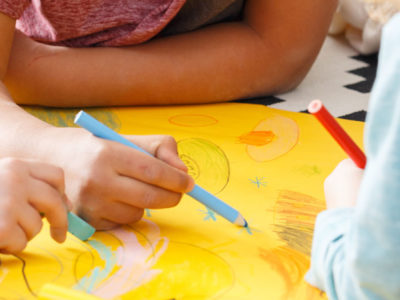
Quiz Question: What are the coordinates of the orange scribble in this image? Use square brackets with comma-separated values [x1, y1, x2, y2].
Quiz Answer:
[273, 190, 325, 229]
[243, 115, 299, 162]
[258, 246, 326, 300]
[238, 131, 276, 146]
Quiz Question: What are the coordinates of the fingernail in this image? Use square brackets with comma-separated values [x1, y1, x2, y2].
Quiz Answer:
[180, 160, 188, 171]
[185, 176, 195, 193]
[175, 157, 189, 172]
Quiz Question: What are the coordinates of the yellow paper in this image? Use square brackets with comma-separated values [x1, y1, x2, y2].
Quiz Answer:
[0, 103, 364, 299]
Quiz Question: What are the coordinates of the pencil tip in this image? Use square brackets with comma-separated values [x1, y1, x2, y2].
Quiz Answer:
[234, 215, 247, 227]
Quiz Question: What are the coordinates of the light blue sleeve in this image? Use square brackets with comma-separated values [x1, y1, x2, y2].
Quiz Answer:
[306, 13, 400, 300]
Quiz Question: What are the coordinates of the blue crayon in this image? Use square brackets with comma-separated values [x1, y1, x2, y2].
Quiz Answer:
[74, 111, 247, 227]
[42, 212, 94, 241]
[67, 212, 95, 241]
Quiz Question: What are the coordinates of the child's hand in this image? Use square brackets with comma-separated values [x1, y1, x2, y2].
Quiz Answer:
[52, 128, 194, 230]
[0, 158, 70, 254]
[324, 159, 364, 210]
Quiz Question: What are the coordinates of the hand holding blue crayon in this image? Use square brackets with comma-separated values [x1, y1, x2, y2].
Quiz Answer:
[0, 157, 93, 255]
[74, 111, 247, 227]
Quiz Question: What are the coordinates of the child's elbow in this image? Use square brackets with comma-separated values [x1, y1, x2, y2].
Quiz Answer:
[245, 57, 315, 98]
[271, 68, 310, 94]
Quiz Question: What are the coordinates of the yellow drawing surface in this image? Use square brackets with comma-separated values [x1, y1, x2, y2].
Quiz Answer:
[0, 103, 364, 300]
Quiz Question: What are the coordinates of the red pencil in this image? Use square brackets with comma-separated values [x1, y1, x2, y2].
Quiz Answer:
[308, 99, 367, 169]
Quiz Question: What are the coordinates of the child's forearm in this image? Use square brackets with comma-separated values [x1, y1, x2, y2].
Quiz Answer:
[5, 0, 337, 107]
[3, 26, 315, 106]
[7, 24, 284, 106]
[0, 15, 47, 160]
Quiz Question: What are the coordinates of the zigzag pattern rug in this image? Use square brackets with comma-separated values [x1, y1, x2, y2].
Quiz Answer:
[238, 36, 377, 122]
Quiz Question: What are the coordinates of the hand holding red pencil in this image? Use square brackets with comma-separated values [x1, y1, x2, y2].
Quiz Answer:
[308, 99, 367, 169]
[323, 158, 364, 209]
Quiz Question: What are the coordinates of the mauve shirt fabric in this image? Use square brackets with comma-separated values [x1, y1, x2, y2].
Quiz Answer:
[0, 0, 186, 46]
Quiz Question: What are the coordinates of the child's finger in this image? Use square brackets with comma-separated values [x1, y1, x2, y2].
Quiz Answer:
[28, 178, 68, 243]
[0, 225, 28, 254]
[153, 136, 189, 172]
[28, 161, 73, 210]
[90, 218, 120, 231]
[27, 160, 66, 194]
[112, 146, 194, 194]
[110, 175, 183, 209]
[100, 201, 144, 225]
[127, 135, 189, 172]
[17, 204, 43, 241]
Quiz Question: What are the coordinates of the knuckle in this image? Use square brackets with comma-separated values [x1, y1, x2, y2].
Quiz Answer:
[9, 239, 28, 254]
[6, 173, 24, 187]
[155, 192, 181, 208]
[94, 219, 119, 231]
[149, 135, 176, 154]
[29, 221, 43, 240]
[158, 135, 178, 151]
[0, 222, 13, 241]
[0, 162, 25, 186]
[0, 200, 15, 215]
[0, 157, 23, 170]
[161, 135, 176, 145]
[45, 191, 65, 212]
[118, 207, 144, 224]
[142, 189, 157, 207]
[129, 208, 144, 223]
[120, 208, 144, 224]
[167, 193, 182, 208]
[52, 167, 66, 190]
[142, 164, 163, 183]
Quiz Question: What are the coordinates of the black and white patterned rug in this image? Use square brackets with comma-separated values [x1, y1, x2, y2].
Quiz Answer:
[237, 35, 377, 122]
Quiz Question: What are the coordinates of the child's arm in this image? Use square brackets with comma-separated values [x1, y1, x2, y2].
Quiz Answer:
[0, 158, 69, 253]
[305, 160, 360, 299]
[307, 14, 400, 300]
[4, 0, 338, 106]
[0, 13, 194, 230]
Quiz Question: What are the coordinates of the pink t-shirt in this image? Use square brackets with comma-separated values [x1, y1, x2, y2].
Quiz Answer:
[0, 0, 186, 46]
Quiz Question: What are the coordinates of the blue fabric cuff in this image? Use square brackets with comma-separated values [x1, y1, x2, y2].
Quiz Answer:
[305, 208, 354, 292]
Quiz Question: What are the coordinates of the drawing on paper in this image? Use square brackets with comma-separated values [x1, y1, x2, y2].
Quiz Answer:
[249, 176, 268, 188]
[272, 190, 325, 255]
[23, 107, 121, 130]
[169, 114, 218, 127]
[0, 103, 364, 299]
[177, 138, 230, 195]
[258, 246, 327, 300]
[238, 114, 299, 162]
[295, 165, 322, 177]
